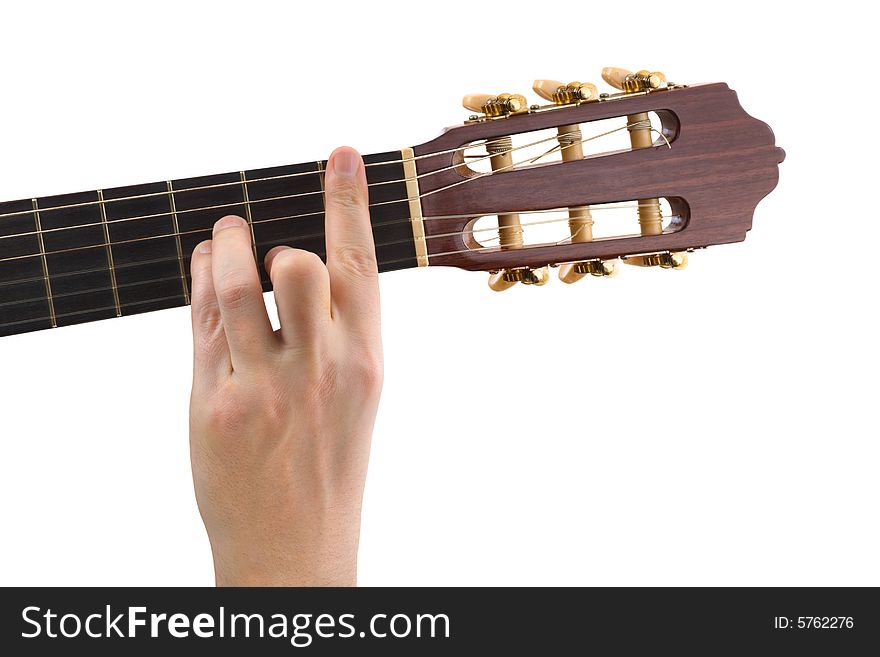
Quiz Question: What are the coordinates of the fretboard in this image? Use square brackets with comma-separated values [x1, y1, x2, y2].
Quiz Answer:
[0, 150, 418, 338]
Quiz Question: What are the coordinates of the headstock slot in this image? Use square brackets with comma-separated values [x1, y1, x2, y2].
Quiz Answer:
[467, 198, 682, 250]
[456, 111, 670, 177]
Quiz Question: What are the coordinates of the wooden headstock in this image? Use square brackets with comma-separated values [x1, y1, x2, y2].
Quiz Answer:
[411, 70, 785, 288]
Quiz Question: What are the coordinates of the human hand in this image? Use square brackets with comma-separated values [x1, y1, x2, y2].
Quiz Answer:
[188, 147, 382, 586]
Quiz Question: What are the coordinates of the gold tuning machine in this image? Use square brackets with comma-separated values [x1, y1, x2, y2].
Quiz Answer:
[601, 67, 668, 238]
[462, 92, 529, 117]
[488, 266, 550, 291]
[532, 79, 598, 105]
[560, 259, 619, 281]
[623, 251, 688, 270]
[464, 91, 537, 291]
[601, 67, 667, 93]
[532, 78, 615, 284]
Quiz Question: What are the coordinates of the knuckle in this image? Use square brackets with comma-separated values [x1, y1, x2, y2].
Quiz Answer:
[201, 387, 292, 451]
[216, 272, 255, 310]
[199, 376, 286, 438]
[333, 243, 377, 279]
[302, 352, 380, 405]
[193, 302, 222, 337]
[202, 388, 246, 434]
[362, 356, 384, 391]
[351, 348, 384, 392]
[328, 178, 367, 211]
[274, 249, 326, 283]
[194, 323, 224, 361]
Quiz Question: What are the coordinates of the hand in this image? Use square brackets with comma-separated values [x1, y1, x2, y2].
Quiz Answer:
[188, 147, 383, 586]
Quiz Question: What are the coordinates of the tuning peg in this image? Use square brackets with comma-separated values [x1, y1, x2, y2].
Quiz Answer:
[488, 272, 517, 292]
[462, 92, 528, 117]
[601, 67, 632, 90]
[532, 79, 563, 102]
[532, 80, 598, 105]
[488, 266, 550, 291]
[622, 251, 688, 269]
[601, 67, 666, 93]
[462, 93, 494, 113]
[559, 259, 619, 283]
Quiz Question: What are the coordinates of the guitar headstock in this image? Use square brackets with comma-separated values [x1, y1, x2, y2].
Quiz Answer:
[411, 67, 785, 290]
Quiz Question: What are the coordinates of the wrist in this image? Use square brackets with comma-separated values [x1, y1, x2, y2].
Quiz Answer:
[208, 521, 361, 587]
[212, 547, 358, 587]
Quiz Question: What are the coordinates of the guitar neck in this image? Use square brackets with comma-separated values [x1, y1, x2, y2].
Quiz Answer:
[0, 150, 421, 338]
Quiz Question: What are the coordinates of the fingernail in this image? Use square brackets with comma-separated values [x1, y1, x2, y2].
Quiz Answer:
[214, 215, 246, 233]
[199, 240, 213, 254]
[333, 149, 360, 177]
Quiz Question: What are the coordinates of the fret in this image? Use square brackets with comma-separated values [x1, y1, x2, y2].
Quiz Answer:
[239, 172, 258, 261]
[37, 191, 118, 327]
[243, 162, 325, 290]
[363, 151, 418, 272]
[316, 159, 326, 190]
[102, 182, 189, 315]
[171, 172, 249, 291]
[96, 190, 122, 316]
[166, 180, 190, 304]
[0, 199, 54, 336]
[33, 199, 58, 327]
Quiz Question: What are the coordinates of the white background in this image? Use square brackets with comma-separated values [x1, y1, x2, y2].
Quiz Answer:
[0, 1, 876, 586]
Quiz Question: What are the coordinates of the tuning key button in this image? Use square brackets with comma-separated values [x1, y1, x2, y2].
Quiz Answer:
[558, 264, 582, 284]
[601, 67, 632, 90]
[488, 271, 518, 292]
[532, 79, 564, 102]
[462, 93, 495, 113]
[622, 251, 688, 269]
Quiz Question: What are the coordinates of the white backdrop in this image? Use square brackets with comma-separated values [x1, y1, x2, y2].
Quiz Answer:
[0, 1, 876, 586]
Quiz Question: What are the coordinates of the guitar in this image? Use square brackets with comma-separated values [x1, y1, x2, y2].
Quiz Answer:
[0, 68, 783, 338]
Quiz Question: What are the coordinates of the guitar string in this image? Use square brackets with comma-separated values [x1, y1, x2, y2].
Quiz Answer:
[0, 203, 656, 290]
[0, 127, 588, 239]
[0, 129, 641, 270]
[0, 111, 659, 224]
[0, 177, 676, 326]
[0, 118, 656, 241]
[0, 213, 675, 330]
[0, 124, 672, 328]
[0, 120, 664, 272]
[0, 205, 672, 309]
[0, 139, 493, 222]
[0, 131, 566, 226]
[0, 209, 672, 332]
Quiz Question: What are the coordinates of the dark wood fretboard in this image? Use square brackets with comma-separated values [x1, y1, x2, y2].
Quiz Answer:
[0, 151, 418, 338]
